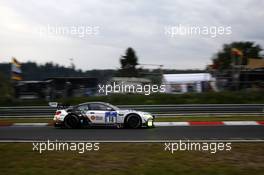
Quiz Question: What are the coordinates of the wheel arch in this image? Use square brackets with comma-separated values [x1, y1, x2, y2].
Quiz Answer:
[63, 113, 81, 129]
[64, 112, 79, 121]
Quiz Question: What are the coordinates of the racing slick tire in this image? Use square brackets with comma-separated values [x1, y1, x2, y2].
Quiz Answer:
[125, 114, 142, 129]
[64, 114, 80, 129]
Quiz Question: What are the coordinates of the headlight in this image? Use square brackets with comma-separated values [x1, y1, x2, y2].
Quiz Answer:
[147, 120, 153, 127]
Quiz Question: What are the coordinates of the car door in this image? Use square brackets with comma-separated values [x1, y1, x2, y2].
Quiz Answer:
[87, 103, 117, 124]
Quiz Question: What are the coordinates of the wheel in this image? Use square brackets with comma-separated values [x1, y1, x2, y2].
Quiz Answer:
[64, 115, 80, 129]
[126, 114, 141, 129]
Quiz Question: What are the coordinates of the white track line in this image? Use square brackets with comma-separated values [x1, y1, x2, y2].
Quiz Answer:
[154, 122, 189, 126]
[223, 121, 259, 126]
[13, 123, 49, 126]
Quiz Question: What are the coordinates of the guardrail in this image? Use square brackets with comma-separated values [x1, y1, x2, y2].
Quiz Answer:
[0, 104, 263, 117]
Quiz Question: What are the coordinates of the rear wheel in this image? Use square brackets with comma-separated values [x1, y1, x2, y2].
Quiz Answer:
[126, 115, 141, 129]
[64, 115, 80, 129]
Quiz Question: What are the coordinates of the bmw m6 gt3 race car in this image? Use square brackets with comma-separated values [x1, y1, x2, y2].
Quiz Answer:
[50, 102, 155, 129]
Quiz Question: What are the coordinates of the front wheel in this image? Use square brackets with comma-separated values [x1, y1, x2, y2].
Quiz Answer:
[64, 115, 80, 129]
[126, 115, 141, 129]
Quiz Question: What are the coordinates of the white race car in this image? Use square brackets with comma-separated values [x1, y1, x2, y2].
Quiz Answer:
[51, 102, 155, 129]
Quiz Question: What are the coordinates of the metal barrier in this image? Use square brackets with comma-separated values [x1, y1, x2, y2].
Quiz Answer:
[0, 104, 263, 117]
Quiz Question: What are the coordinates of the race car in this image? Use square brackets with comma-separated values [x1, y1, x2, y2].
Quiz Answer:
[50, 102, 155, 129]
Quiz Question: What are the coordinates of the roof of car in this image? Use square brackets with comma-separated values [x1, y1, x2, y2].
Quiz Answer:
[77, 102, 110, 106]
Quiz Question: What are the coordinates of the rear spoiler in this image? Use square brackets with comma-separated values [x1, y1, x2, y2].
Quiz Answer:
[48, 102, 71, 109]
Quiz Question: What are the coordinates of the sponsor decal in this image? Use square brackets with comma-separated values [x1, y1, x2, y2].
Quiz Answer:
[95, 116, 103, 120]
[91, 115, 96, 120]
[105, 111, 117, 123]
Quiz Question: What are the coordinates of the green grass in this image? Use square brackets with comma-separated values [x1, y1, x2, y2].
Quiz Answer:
[155, 115, 264, 122]
[0, 143, 263, 175]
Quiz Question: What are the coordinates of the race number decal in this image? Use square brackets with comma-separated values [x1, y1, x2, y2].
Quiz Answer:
[105, 111, 117, 123]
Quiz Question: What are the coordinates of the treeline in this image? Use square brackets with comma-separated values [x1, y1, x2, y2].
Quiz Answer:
[0, 62, 115, 83]
[0, 73, 14, 103]
[0, 61, 205, 82]
[2, 91, 264, 106]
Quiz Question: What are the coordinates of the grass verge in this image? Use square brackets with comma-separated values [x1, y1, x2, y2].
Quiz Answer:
[0, 143, 263, 175]
[155, 115, 264, 122]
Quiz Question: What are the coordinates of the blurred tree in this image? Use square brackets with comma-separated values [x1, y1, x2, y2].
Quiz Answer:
[118, 47, 139, 77]
[211, 41, 262, 71]
[0, 73, 14, 102]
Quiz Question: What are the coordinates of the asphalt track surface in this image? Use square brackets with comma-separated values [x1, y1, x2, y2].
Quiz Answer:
[0, 125, 264, 141]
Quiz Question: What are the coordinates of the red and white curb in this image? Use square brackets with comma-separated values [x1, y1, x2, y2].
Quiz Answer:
[0, 121, 264, 127]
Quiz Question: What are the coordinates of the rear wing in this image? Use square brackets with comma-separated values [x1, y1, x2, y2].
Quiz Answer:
[48, 102, 71, 109]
